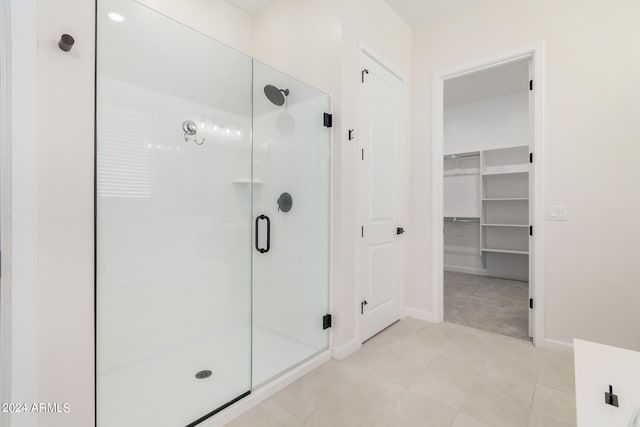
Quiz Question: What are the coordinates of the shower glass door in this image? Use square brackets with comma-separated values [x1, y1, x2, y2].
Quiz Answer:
[96, 0, 252, 425]
[251, 61, 331, 386]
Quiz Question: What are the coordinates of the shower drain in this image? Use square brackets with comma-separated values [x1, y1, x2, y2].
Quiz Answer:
[195, 370, 213, 379]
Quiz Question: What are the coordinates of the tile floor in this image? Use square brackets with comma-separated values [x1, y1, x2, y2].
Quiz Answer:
[226, 319, 576, 427]
[444, 271, 530, 341]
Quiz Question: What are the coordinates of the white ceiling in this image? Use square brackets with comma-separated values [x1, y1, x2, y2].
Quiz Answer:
[225, 0, 273, 15]
[227, 0, 483, 23]
[444, 59, 529, 106]
[384, 0, 482, 27]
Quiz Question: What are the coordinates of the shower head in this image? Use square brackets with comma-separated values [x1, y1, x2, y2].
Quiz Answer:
[264, 85, 289, 106]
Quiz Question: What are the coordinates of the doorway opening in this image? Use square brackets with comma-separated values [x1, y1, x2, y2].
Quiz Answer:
[432, 44, 544, 345]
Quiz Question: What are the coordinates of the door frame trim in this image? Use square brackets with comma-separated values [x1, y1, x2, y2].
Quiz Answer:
[431, 42, 545, 346]
[0, 0, 10, 415]
[356, 43, 408, 343]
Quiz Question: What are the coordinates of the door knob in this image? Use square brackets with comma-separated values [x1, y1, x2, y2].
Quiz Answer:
[396, 227, 405, 235]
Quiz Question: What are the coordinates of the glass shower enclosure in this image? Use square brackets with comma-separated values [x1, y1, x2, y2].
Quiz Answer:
[96, 1, 330, 425]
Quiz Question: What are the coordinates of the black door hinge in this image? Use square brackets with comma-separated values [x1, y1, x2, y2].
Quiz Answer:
[361, 226, 364, 238]
[361, 148, 364, 160]
[529, 152, 533, 163]
[362, 68, 369, 83]
[360, 300, 368, 315]
[323, 113, 332, 128]
[322, 314, 332, 329]
[529, 298, 534, 309]
[529, 225, 533, 236]
[529, 79, 533, 91]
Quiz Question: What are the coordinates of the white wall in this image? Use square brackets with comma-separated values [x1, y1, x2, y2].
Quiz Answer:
[3, 1, 39, 426]
[444, 91, 528, 154]
[409, 0, 640, 350]
[0, 0, 12, 421]
[252, 0, 342, 95]
[252, 0, 411, 352]
[35, 1, 95, 425]
[138, 0, 253, 56]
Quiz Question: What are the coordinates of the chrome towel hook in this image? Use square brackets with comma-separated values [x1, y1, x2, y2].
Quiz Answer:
[182, 120, 205, 145]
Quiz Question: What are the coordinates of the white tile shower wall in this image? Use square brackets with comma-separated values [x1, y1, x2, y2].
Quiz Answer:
[97, 77, 252, 370]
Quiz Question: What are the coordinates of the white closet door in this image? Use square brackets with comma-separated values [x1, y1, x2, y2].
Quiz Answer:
[358, 52, 404, 342]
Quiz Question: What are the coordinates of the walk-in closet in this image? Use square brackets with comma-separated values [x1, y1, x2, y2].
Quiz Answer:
[442, 60, 533, 341]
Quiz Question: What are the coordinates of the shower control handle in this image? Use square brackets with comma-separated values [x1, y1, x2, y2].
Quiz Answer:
[255, 214, 271, 253]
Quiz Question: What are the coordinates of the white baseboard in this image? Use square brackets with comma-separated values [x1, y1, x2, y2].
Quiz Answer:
[200, 350, 331, 427]
[544, 338, 574, 352]
[404, 308, 433, 322]
[331, 338, 361, 360]
[444, 265, 488, 276]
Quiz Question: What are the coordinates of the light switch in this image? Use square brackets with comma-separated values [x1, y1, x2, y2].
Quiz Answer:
[547, 205, 568, 221]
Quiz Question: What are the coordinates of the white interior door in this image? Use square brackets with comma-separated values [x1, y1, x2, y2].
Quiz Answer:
[358, 52, 404, 342]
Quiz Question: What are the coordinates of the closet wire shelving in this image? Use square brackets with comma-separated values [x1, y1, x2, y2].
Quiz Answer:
[443, 145, 531, 261]
[444, 217, 480, 223]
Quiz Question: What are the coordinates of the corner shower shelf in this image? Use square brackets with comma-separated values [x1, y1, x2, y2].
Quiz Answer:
[481, 248, 528, 255]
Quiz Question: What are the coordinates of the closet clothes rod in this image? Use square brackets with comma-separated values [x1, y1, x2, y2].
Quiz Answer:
[444, 217, 480, 223]
[443, 152, 480, 159]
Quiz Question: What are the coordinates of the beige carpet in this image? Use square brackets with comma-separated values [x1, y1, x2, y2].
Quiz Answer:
[444, 271, 530, 341]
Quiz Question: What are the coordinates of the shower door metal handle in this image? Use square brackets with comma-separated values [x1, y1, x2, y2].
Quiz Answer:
[255, 214, 270, 253]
